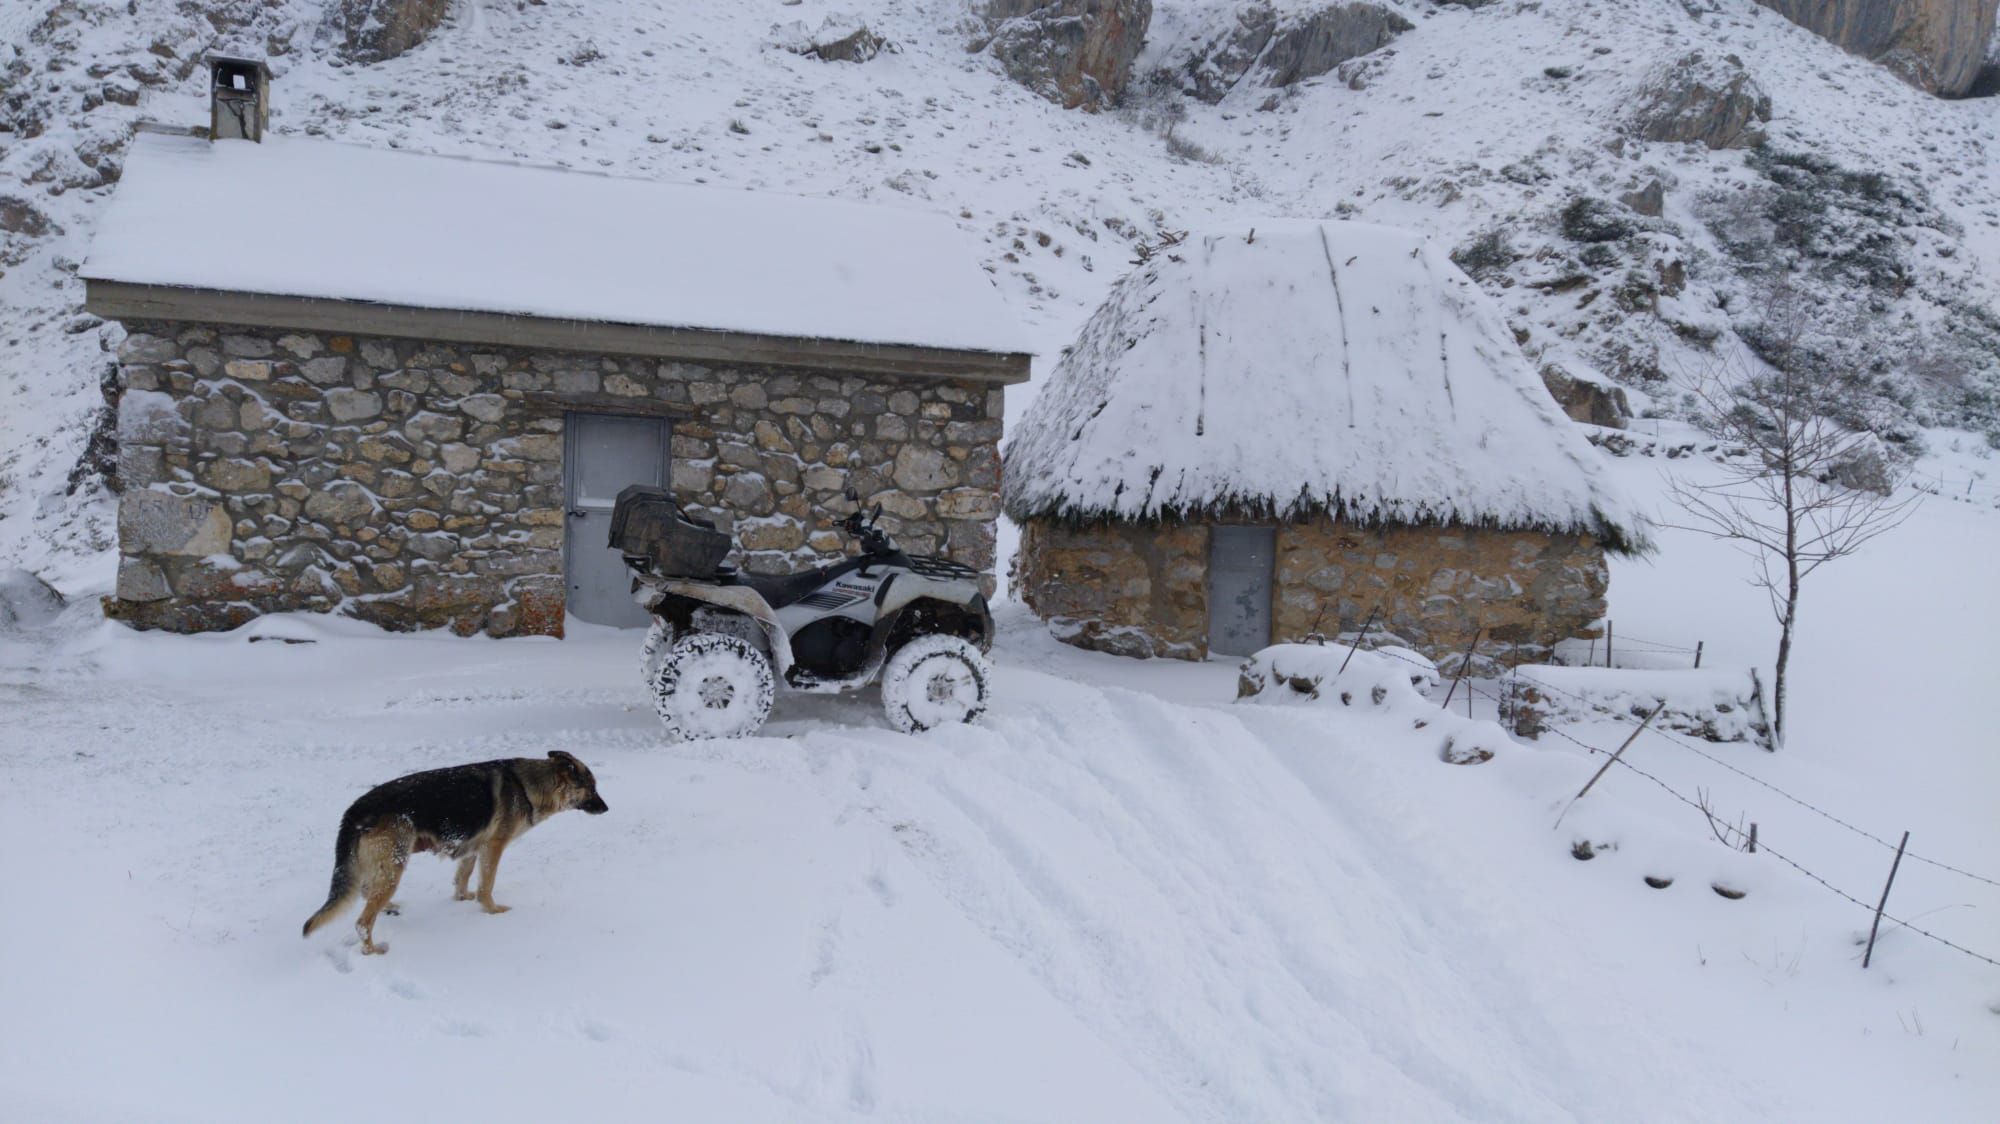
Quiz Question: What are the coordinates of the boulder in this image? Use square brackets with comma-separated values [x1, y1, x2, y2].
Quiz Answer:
[777, 19, 893, 63]
[1182, 2, 1411, 103]
[1540, 365, 1633, 429]
[322, 0, 452, 64]
[1629, 52, 1772, 150]
[1620, 179, 1667, 218]
[1755, 0, 1997, 97]
[0, 569, 66, 630]
[973, 1, 1152, 110]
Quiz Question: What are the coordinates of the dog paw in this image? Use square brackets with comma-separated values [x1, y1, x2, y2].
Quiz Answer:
[453, 890, 476, 902]
[361, 942, 389, 956]
[480, 902, 512, 915]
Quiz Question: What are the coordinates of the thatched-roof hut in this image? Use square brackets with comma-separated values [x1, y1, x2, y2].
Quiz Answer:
[1003, 220, 1647, 662]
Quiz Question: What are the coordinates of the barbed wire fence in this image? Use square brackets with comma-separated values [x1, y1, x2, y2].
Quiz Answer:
[1341, 635, 2000, 971]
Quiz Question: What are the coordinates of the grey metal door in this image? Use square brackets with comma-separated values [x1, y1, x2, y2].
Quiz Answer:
[564, 413, 669, 628]
[1207, 525, 1275, 658]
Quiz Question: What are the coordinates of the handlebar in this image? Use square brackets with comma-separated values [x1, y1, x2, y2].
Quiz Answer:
[841, 501, 897, 556]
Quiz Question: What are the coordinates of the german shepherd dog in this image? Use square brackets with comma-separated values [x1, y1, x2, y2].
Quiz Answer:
[302, 751, 609, 955]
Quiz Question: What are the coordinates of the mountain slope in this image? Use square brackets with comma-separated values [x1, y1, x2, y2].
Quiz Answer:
[4, 0, 1999, 583]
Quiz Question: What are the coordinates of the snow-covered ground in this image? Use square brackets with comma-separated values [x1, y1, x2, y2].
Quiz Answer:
[5, 463, 1997, 1120]
[5, 2, 2000, 1118]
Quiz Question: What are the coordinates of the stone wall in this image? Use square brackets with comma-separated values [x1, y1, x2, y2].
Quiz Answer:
[109, 321, 1004, 637]
[1015, 514, 1608, 666]
[1014, 519, 1209, 659]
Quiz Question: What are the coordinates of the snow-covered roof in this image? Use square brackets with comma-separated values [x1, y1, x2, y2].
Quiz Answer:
[1002, 221, 1648, 551]
[82, 131, 1028, 357]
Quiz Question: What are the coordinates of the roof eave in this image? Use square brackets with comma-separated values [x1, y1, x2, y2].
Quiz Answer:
[1006, 493, 1653, 553]
[83, 279, 1033, 384]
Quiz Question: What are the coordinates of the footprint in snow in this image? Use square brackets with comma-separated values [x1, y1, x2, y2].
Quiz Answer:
[436, 1018, 486, 1038]
[321, 947, 353, 975]
[386, 977, 425, 1001]
[577, 1017, 613, 1043]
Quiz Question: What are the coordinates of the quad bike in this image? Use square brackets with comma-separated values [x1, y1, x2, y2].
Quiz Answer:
[608, 484, 994, 741]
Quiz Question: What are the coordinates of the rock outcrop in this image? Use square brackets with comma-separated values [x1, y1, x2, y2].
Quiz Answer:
[322, 0, 452, 65]
[1755, 0, 1998, 97]
[1180, 2, 1412, 103]
[1540, 365, 1633, 429]
[1628, 52, 1772, 150]
[973, 1, 1152, 110]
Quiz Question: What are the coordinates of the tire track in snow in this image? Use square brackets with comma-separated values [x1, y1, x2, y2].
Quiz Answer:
[808, 676, 1586, 1122]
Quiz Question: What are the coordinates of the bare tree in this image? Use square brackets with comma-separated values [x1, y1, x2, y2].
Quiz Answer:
[1665, 288, 1919, 746]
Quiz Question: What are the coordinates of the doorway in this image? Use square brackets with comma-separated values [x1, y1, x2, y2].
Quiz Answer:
[564, 412, 669, 628]
[1206, 525, 1275, 658]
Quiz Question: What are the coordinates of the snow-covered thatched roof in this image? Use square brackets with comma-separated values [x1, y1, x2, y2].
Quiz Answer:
[1002, 221, 1649, 552]
[82, 131, 1027, 357]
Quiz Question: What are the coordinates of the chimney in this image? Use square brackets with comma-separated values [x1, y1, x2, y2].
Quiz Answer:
[208, 55, 271, 142]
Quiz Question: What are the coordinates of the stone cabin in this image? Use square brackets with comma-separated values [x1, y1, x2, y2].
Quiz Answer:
[83, 78, 1027, 637]
[1003, 220, 1648, 666]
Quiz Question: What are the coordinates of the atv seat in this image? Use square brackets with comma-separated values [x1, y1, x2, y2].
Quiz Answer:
[735, 566, 840, 609]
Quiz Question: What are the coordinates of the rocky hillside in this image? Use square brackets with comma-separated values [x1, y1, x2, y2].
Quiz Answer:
[4, 0, 2000, 584]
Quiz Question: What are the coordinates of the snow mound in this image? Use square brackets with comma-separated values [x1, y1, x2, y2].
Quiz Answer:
[1235, 643, 1434, 708]
[1238, 642, 1509, 764]
[1002, 220, 1649, 551]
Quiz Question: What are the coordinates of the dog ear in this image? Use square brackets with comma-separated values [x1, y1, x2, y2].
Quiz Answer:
[547, 750, 581, 774]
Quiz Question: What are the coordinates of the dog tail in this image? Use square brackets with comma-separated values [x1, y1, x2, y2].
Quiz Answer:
[302, 814, 363, 938]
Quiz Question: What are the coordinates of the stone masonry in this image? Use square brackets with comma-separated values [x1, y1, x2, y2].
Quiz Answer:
[1016, 515, 1608, 668]
[110, 321, 1004, 637]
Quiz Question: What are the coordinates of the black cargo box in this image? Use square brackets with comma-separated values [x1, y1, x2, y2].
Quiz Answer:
[608, 485, 731, 577]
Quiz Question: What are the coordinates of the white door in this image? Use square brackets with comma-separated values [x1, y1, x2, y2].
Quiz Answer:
[564, 413, 668, 627]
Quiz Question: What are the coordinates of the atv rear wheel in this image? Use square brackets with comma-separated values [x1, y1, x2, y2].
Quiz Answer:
[880, 634, 991, 734]
[651, 632, 774, 742]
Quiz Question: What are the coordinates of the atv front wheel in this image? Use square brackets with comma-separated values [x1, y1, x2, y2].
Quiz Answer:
[638, 617, 677, 682]
[651, 632, 774, 742]
[880, 634, 991, 734]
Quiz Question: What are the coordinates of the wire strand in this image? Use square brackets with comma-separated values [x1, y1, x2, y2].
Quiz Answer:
[1374, 645, 2000, 890]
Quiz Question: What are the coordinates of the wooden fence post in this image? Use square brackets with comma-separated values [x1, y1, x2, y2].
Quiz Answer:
[1553, 701, 1664, 828]
[1440, 627, 1482, 711]
[1338, 607, 1378, 674]
[1862, 831, 1911, 969]
[1693, 641, 1704, 670]
[1606, 620, 1614, 669]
